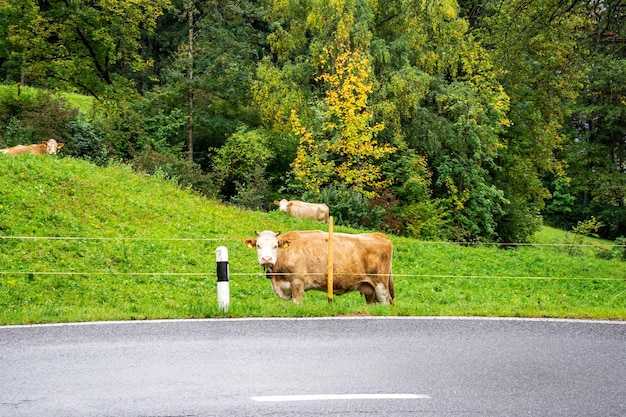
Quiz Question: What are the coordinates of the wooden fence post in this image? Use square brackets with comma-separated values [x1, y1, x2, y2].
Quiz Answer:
[327, 216, 334, 303]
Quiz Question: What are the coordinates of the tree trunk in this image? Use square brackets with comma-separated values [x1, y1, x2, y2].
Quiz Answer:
[187, 0, 194, 162]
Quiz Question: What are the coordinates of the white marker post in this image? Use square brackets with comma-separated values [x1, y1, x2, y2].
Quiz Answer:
[216, 246, 230, 311]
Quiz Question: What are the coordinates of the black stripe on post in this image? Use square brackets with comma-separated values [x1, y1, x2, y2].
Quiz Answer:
[217, 261, 229, 282]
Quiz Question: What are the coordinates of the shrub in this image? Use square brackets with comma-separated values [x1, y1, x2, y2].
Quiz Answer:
[211, 127, 273, 208]
[305, 185, 370, 228]
[230, 164, 274, 211]
[132, 149, 217, 197]
[0, 89, 78, 146]
[572, 217, 603, 239]
[397, 200, 448, 240]
[64, 118, 109, 165]
[613, 237, 626, 261]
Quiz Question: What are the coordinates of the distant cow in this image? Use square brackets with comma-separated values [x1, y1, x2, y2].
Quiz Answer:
[0, 139, 64, 156]
[275, 199, 330, 222]
[244, 230, 394, 305]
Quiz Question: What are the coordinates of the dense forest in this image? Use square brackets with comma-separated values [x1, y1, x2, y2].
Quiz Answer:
[0, 0, 624, 242]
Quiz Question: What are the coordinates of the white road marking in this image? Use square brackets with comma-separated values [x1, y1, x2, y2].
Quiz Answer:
[251, 393, 431, 402]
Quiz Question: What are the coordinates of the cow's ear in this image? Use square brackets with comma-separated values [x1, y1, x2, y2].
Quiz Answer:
[58, 143, 64, 149]
[273, 200, 279, 206]
[278, 238, 289, 249]
[244, 238, 256, 248]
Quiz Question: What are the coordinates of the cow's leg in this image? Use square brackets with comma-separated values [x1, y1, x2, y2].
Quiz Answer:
[291, 278, 305, 304]
[270, 278, 293, 301]
[374, 282, 393, 305]
[358, 283, 376, 304]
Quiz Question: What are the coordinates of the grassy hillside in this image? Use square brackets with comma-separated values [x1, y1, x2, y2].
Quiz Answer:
[0, 84, 94, 113]
[0, 155, 624, 324]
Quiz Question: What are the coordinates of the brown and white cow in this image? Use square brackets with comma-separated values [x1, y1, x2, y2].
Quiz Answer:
[274, 199, 330, 222]
[0, 139, 64, 156]
[244, 230, 394, 305]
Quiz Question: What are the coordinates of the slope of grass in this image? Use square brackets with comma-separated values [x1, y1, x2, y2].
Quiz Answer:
[0, 155, 624, 324]
[0, 84, 94, 113]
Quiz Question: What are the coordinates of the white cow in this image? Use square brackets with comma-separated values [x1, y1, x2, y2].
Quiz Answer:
[274, 199, 330, 222]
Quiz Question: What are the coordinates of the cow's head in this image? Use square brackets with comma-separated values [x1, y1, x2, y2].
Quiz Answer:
[45, 139, 64, 154]
[277, 199, 289, 212]
[244, 230, 287, 269]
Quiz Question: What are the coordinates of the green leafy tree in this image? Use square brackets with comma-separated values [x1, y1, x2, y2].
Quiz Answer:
[256, 0, 513, 238]
[368, 0, 511, 240]
[457, 0, 592, 241]
[0, 0, 58, 86]
[290, 48, 396, 199]
[157, 0, 268, 166]
[561, 0, 626, 238]
[1, 0, 170, 99]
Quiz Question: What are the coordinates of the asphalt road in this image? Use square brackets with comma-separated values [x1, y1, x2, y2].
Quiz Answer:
[1, 317, 625, 417]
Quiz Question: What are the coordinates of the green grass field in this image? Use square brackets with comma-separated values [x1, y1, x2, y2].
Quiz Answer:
[0, 155, 624, 324]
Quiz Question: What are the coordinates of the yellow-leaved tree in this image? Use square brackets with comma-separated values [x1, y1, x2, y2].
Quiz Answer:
[290, 48, 395, 199]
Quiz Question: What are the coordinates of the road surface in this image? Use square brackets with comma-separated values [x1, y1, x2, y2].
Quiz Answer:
[1, 317, 625, 416]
